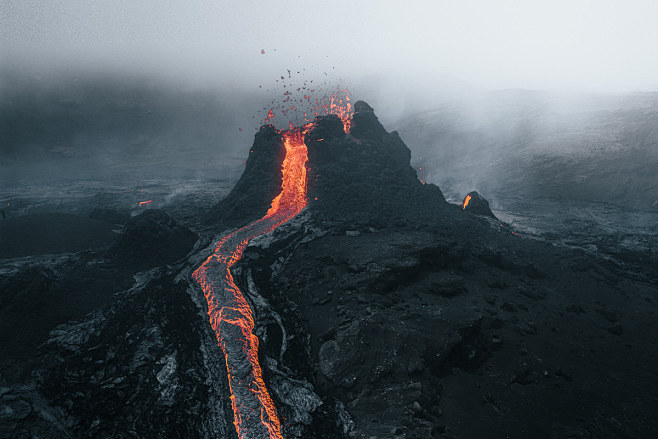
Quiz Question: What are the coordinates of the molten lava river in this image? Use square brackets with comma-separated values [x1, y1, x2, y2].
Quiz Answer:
[192, 127, 309, 438]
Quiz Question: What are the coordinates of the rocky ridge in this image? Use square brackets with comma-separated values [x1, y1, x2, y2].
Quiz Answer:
[1, 102, 657, 438]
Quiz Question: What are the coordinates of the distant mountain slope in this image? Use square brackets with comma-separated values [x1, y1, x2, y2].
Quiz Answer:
[395, 90, 658, 209]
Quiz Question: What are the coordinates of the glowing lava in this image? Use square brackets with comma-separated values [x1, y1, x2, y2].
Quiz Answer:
[264, 85, 353, 133]
[462, 194, 472, 210]
[328, 92, 352, 133]
[192, 125, 311, 439]
[193, 81, 352, 436]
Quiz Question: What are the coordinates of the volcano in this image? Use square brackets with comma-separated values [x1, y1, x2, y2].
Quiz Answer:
[2, 99, 658, 439]
[206, 100, 449, 230]
[194, 101, 456, 437]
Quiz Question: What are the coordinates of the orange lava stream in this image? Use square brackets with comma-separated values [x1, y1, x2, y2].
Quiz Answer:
[192, 125, 310, 439]
[462, 194, 472, 210]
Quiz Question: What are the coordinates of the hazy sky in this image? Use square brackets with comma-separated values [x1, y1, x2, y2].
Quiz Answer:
[2, 0, 658, 93]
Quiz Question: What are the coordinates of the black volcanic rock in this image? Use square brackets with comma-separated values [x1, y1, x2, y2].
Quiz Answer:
[24, 274, 235, 439]
[3, 96, 658, 439]
[203, 101, 449, 229]
[462, 190, 495, 218]
[349, 100, 388, 140]
[306, 113, 345, 142]
[205, 125, 285, 227]
[110, 209, 196, 269]
[306, 101, 448, 226]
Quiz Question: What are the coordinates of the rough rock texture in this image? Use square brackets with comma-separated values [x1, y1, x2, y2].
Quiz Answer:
[275, 224, 658, 438]
[0, 259, 134, 365]
[205, 125, 285, 227]
[1, 271, 234, 439]
[305, 103, 449, 226]
[2, 101, 657, 439]
[110, 209, 197, 269]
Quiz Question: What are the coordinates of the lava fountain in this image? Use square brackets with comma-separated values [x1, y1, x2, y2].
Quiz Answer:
[462, 194, 472, 210]
[193, 90, 351, 437]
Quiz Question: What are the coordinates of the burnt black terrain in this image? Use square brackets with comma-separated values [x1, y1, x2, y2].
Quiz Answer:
[1, 99, 657, 439]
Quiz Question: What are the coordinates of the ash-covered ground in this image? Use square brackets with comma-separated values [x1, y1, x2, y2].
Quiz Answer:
[1, 96, 657, 439]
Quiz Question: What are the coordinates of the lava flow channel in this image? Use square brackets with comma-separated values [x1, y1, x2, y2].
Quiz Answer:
[192, 126, 310, 439]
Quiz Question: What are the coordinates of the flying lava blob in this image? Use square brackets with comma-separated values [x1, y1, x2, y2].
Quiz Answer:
[262, 88, 352, 132]
[193, 99, 352, 438]
[256, 63, 353, 131]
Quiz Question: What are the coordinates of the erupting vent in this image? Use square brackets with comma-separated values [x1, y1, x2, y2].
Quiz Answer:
[193, 105, 351, 437]
[462, 194, 472, 210]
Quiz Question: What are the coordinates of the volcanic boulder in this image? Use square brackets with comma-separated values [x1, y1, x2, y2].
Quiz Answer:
[110, 209, 197, 269]
[462, 191, 496, 218]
